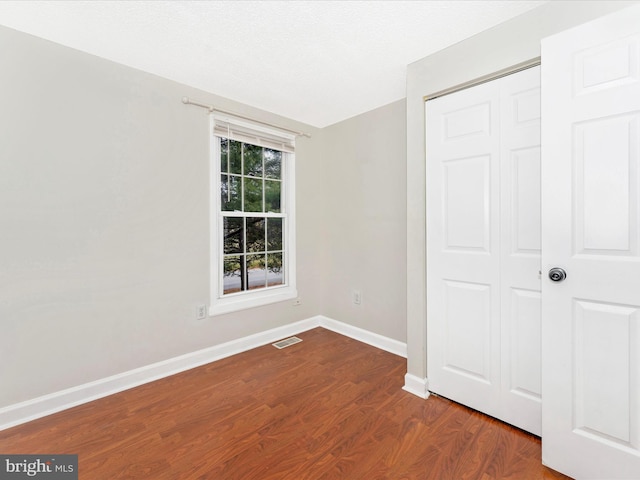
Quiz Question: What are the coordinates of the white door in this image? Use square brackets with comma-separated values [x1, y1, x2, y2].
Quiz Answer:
[426, 66, 542, 435]
[541, 5, 640, 479]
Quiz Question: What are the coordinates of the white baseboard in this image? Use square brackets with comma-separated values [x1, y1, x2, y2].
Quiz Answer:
[403, 373, 430, 399]
[0, 315, 408, 430]
[317, 315, 407, 358]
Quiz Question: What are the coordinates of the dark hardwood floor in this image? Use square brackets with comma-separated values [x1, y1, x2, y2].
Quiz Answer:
[0, 327, 571, 479]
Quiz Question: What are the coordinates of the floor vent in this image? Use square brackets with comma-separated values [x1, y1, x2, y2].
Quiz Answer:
[272, 336, 303, 349]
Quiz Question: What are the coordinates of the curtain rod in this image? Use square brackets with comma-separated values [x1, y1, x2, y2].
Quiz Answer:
[181, 96, 311, 138]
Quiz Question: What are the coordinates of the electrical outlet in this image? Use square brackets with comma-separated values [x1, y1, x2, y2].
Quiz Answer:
[197, 304, 207, 320]
[352, 290, 362, 305]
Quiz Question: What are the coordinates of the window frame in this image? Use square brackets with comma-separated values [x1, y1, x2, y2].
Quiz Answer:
[209, 115, 297, 316]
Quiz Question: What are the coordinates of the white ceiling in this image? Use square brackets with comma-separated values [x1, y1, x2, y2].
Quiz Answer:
[0, 0, 548, 127]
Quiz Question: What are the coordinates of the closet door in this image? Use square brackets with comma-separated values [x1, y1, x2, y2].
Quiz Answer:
[499, 67, 542, 435]
[426, 66, 541, 434]
[541, 5, 640, 478]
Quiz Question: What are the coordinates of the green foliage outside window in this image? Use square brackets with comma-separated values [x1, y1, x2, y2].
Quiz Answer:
[220, 138, 285, 294]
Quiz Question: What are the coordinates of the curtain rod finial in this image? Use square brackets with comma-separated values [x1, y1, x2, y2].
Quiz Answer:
[181, 96, 189, 104]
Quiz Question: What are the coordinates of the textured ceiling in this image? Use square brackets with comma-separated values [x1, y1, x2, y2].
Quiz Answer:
[0, 0, 547, 127]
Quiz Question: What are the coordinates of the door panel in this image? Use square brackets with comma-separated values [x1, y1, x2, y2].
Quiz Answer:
[576, 114, 639, 255]
[427, 80, 501, 421]
[443, 102, 492, 140]
[541, 5, 640, 478]
[510, 147, 541, 253]
[508, 288, 541, 401]
[444, 155, 491, 252]
[574, 300, 637, 446]
[499, 66, 542, 435]
[443, 280, 492, 382]
[426, 66, 541, 434]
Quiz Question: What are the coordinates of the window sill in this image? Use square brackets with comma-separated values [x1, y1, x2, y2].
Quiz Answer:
[209, 286, 298, 316]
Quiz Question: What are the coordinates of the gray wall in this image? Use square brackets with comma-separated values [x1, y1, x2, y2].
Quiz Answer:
[406, 0, 639, 382]
[0, 23, 409, 411]
[320, 101, 407, 342]
[0, 25, 325, 407]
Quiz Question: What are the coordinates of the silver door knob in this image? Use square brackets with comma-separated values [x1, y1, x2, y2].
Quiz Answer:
[548, 268, 567, 282]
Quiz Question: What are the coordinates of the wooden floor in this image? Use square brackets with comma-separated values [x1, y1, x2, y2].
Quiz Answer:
[1, 328, 571, 479]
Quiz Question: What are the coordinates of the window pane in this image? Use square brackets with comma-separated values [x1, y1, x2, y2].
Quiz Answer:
[247, 254, 266, 290]
[229, 140, 242, 174]
[221, 175, 241, 211]
[221, 138, 228, 173]
[266, 218, 283, 251]
[265, 180, 281, 212]
[223, 217, 244, 254]
[264, 149, 281, 179]
[246, 217, 265, 252]
[223, 255, 243, 294]
[243, 144, 263, 177]
[267, 253, 283, 287]
[217, 137, 290, 301]
[244, 178, 263, 212]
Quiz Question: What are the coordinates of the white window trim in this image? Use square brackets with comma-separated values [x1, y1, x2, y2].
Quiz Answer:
[209, 114, 297, 316]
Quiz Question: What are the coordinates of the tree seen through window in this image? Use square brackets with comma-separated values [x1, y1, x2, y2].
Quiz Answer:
[220, 138, 285, 294]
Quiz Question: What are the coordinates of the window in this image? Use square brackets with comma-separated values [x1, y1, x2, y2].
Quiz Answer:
[210, 114, 296, 315]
